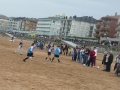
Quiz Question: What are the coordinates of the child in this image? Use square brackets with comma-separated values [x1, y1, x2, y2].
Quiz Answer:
[14, 40, 23, 55]
[23, 43, 36, 62]
[51, 46, 61, 63]
[45, 43, 53, 61]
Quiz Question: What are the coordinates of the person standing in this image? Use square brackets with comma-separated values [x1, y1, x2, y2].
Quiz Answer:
[106, 51, 114, 72]
[83, 47, 90, 65]
[114, 54, 120, 72]
[102, 51, 107, 71]
[51, 46, 61, 63]
[79, 47, 85, 63]
[23, 43, 36, 62]
[94, 47, 98, 66]
[14, 40, 23, 55]
[87, 48, 95, 67]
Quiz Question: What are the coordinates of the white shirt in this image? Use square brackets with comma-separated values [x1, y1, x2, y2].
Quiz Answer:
[30, 46, 34, 52]
[94, 49, 97, 56]
[48, 47, 52, 52]
[106, 54, 110, 62]
[116, 58, 120, 64]
[80, 49, 84, 55]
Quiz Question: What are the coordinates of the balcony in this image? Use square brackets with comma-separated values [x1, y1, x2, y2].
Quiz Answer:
[100, 27, 109, 31]
[94, 29, 99, 32]
[117, 22, 120, 25]
[96, 23, 101, 27]
[94, 33, 100, 38]
[116, 27, 120, 31]
[101, 21, 110, 25]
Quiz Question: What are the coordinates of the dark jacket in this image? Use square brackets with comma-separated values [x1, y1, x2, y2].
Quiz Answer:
[102, 54, 107, 64]
[107, 54, 114, 65]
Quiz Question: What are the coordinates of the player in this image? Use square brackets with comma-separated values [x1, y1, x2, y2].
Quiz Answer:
[45, 43, 53, 61]
[23, 43, 36, 62]
[14, 40, 23, 55]
[51, 46, 61, 63]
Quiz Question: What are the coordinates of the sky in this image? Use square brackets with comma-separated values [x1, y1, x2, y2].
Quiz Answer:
[0, 0, 119, 19]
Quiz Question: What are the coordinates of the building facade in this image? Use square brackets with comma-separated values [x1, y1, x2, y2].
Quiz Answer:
[0, 15, 9, 30]
[21, 18, 37, 31]
[36, 18, 65, 36]
[36, 16, 96, 38]
[0, 19, 9, 30]
[94, 13, 120, 38]
[115, 18, 120, 38]
[67, 16, 96, 38]
[8, 17, 37, 31]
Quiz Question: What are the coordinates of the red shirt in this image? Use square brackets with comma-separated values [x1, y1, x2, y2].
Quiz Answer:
[89, 51, 95, 58]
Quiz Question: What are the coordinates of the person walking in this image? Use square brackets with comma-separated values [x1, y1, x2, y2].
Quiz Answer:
[23, 43, 36, 62]
[51, 46, 61, 63]
[14, 40, 23, 55]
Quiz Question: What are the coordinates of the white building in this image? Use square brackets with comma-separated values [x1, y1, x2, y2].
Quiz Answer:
[36, 16, 96, 38]
[0, 19, 9, 30]
[68, 20, 96, 37]
[36, 18, 64, 36]
[8, 18, 22, 30]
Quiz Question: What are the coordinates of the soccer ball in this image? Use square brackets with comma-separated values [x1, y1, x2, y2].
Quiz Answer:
[97, 66, 99, 69]
[30, 57, 32, 60]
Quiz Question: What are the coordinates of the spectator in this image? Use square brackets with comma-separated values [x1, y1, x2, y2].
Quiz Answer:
[114, 54, 120, 73]
[87, 48, 95, 67]
[102, 51, 107, 71]
[106, 51, 114, 72]
[94, 47, 98, 66]
[83, 47, 90, 65]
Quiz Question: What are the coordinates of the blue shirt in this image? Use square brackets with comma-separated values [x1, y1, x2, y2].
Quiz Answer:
[54, 47, 60, 55]
[27, 46, 34, 53]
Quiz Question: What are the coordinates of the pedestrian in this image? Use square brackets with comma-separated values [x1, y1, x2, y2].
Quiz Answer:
[14, 40, 23, 55]
[51, 46, 61, 63]
[23, 43, 36, 62]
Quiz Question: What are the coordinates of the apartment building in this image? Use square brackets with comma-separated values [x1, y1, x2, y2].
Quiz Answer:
[115, 18, 120, 38]
[8, 17, 37, 31]
[94, 13, 120, 38]
[36, 16, 96, 37]
[0, 15, 9, 30]
[21, 18, 37, 31]
[68, 16, 96, 37]
[36, 18, 64, 35]
[8, 17, 24, 30]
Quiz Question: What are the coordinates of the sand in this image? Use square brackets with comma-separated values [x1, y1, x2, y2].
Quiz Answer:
[0, 37, 119, 90]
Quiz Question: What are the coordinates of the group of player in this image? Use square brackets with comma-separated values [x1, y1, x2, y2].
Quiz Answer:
[13, 40, 61, 63]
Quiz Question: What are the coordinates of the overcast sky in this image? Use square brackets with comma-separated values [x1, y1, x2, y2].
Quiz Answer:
[0, 0, 119, 19]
